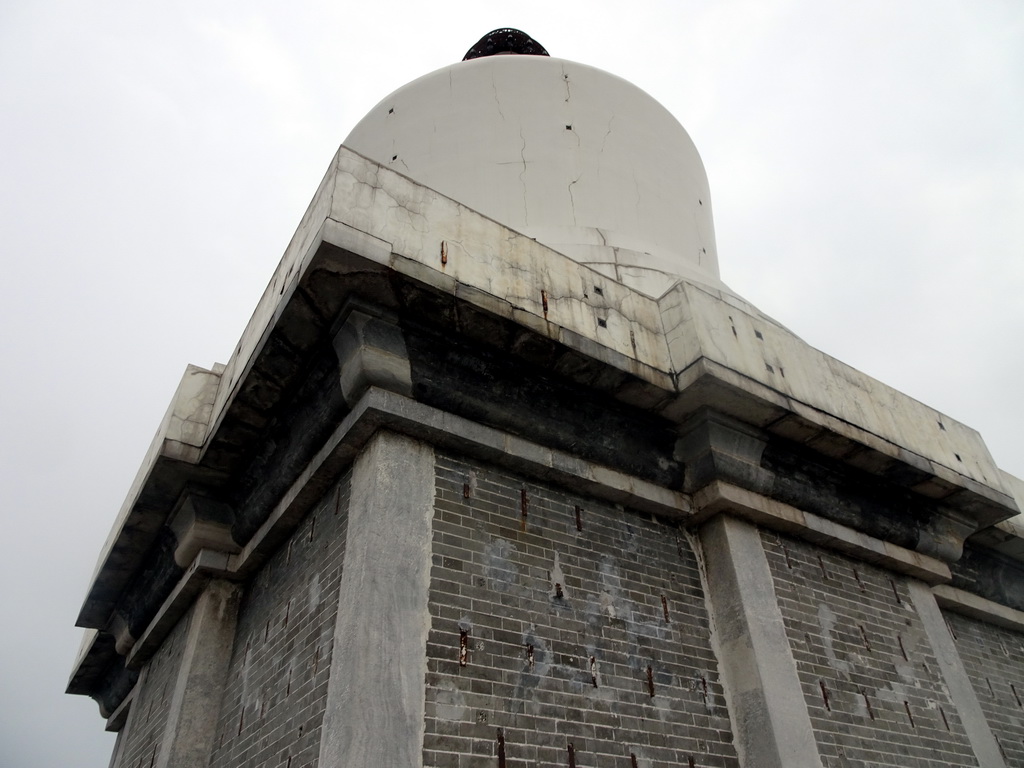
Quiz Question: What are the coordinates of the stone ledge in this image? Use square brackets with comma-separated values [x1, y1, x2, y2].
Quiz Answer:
[230, 387, 693, 580]
[690, 480, 951, 584]
[933, 583, 1024, 633]
[78, 366, 224, 629]
[78, 147, 1018, 637]
[104, 683, 136, 733]
[78, 388, 693, 685]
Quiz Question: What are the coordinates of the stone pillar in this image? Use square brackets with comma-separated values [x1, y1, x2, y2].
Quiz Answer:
[699, 514, 823, 768]
[907, 581, 1006, 767]
[153, 579, 241, 768]
[318, 430, 434, 768]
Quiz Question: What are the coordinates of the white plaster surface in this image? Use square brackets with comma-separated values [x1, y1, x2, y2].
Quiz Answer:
[343, 55, 721, 298]
[322, 149, 672, 377]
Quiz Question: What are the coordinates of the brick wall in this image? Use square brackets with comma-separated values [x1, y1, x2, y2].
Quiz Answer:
[116, 600, 193, 768]
[425, 453, 737, 768]
[946, 610, 1024, 765]
[761, 530, 978, 767]
[208, 470, 351, 768]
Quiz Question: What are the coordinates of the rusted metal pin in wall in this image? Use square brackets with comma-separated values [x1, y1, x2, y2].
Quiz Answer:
[520, 488, 529, 531]
[646, 665, 655, 697]
[861, 690, 874, 720]
[852, 567, 866, 592]
[440, 240, 448, 266]
[816, 555, 829, 580]
[858, 625, 871, 651]
[889, 578, 902, 604]
[903, 700, 915, 727]
[459, 630, 469, 667]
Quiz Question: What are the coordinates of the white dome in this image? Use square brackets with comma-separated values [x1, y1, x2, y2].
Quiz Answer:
[344, 52, 720, 298]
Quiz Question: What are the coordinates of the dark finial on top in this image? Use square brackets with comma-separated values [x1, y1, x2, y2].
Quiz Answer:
[463, 29, 549, 61]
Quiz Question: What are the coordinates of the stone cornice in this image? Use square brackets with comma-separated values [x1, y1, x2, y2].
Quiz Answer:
[72, 146, 1021, 712]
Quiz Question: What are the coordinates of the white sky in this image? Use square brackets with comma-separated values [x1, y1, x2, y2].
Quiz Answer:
[1, 1, 1022, 765]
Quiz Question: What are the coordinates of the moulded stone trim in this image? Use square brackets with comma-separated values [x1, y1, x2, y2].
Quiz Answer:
[691, 480, 951, 585]
[933, 583, 1024, 633]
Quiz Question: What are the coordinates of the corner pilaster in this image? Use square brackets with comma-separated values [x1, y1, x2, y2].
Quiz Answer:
[317, 430, 434, 767]
[153, 580, 241, 768]
[699, 514, 823, 768]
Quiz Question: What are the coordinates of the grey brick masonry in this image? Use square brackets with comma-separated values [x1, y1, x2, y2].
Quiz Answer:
[207, 470, 351, 768]
[761, 529, 978, 767]
[946, 610, 1024, 765]
[425, 452, 738, 768]
[117, 601, 193, 768]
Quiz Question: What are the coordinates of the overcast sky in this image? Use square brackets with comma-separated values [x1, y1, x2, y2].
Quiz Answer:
[2, 1, 1022, 765]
